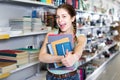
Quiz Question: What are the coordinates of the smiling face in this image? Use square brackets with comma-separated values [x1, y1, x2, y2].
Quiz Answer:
[56, 8, 75, 33]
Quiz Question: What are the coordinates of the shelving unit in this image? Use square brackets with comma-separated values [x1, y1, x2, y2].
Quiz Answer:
[86, 51, 119, 80]
[79, 40, 117, 65]
[0, 1, 50, 80]
[76, 8, 119, 79]
[77, 21, 118, 79]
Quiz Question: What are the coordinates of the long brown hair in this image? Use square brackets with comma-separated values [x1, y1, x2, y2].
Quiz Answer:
[56, 3, 77, 42]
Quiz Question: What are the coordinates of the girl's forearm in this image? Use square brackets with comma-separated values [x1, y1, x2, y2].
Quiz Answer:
[39, 53, 64, 63]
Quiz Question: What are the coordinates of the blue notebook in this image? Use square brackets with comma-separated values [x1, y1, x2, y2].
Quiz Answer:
[53, 42, 73, 68]
[47, 43, 54, 55]
[56, 42, 73, 56]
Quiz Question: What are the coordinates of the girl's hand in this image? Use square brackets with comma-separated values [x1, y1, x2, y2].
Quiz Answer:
[61, 50, 79, 67]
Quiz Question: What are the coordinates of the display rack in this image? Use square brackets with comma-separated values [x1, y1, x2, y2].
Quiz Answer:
[86, 51, 119, 80]
[0, 1, 48, 79]
[80, 42, 116, 64]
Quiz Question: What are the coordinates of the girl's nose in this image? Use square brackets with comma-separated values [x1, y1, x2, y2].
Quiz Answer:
[58, 17, 62, 22]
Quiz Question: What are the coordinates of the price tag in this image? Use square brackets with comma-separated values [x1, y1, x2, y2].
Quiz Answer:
[0, 34, 10, 39]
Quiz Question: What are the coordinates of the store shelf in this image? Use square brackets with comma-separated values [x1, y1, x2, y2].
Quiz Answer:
[10, 30, 48, 38]
[75, 9, 104, 15]
[86, 37, 106, 46]
[86, 51, 119, 80]
[77, 25, 109, 30]
[79, 42, 117, 66]
[0, 31, 48, 39]
[11, 61, 39, 73]
[8, 0, 56, 8]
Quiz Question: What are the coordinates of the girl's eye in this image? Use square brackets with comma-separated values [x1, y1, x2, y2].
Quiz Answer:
[55, 16, 59, 19]
[63, 16, 66, 18]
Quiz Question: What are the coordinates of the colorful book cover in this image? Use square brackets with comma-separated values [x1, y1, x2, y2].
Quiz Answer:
[16, 48, 39, 54]
[46, 0, 52, 4]
[66, 0, 72, 5]
[0, 59, 17, 63]
[47, 43, 54, 55]
[51, 38, 69, 67]
[0, 50, 28, 57]
[56, 43, 65, 56]
[40, 0, 46, 3]
[0, 55, 28, 60]
[72, 0, 76, 8]
[54, 42, 73, 68]
[56, 42, 72, 56]
[47, 43, 58, 68]
[48, 34, 73, 48]
[51, 37, 69, 56]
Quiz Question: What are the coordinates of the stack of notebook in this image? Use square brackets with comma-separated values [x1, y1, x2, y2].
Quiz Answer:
[0, 61, 17, 74]
[47, 34, 75, 70]
[9, 18, 32, 32]
[0, 50, 29, 67]
[16, 48, 40, 63]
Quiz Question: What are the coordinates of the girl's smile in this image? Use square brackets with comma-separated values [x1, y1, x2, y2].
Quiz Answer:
[59, 23, 66, 29]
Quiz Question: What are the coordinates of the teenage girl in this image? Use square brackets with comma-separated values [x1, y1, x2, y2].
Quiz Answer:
[39, 3, 87, 80]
